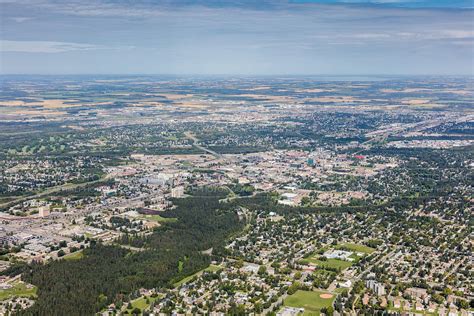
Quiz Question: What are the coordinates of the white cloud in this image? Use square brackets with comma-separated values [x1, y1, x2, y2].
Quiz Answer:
[439, 30, 474, 39]
[0, 40, 105, 53]
[353, 33, 391, 39]
[10, 17, 33, 22]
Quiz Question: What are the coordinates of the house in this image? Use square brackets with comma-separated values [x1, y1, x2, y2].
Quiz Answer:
[415, 302, 424, 311]
[277, 307, 304, 316]
[405, 287, 428, 299]
[393, 298, 401, 309]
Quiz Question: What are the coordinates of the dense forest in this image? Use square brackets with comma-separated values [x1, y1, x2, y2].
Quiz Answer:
[3, 189, 244, 315]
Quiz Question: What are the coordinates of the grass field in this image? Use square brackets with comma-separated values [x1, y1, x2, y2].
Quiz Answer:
[63, 250, 84, 260]
[173, 264, 221, 287]
[142, 214, 177, 223]
[284, 290, 335, 315]
[305, 258, 353, 270]
[336, 243, 375, 254]
[314, 269, 336, 277]
[124, 295, 159, 314]
[334, 287, 348, 294]
[0, 282, 37, 301]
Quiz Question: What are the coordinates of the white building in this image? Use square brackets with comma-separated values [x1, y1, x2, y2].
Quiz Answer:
[366, 280, 386, 296]
[171, 186, 185, 198]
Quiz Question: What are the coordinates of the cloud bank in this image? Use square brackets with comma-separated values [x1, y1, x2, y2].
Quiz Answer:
[0, 0, 473, 74]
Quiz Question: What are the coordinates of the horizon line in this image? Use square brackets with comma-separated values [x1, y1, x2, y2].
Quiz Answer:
[1, 73, 473, 77]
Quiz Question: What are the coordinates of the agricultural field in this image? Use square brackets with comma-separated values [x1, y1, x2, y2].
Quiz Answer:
[283, 290, 335, 315]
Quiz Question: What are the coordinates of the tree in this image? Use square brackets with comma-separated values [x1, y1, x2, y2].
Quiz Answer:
[300, 196, 312, 206]
[287, 282, 300, 295]
[321, 306, 334, 316]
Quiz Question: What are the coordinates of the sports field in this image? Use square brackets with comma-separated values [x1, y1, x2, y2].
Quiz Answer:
[307, 258, 353, 270]
[336, 243, 375, 254]
[284, 290, 335, 315]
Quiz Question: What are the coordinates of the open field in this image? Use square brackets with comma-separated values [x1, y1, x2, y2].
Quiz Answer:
[303, 257, 353, 270]
[336, 243, 375, 254]
[124, 295, 159, 314]
[141, 214, 178, 223]
[63, 250, 84, 261]
[0, 282, 37, 301]
[283, 290, 335, 315]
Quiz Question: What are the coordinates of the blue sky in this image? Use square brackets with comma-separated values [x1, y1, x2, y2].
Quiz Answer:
[293, 0, 474, 8]
[0, 0, 473, 75]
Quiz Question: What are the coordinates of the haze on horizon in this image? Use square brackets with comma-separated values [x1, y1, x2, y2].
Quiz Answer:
[1, 0, 473, 75]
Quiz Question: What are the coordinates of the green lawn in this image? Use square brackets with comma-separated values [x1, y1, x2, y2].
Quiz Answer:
[333, 287, 348, 294]
[284, 290, 335, 315]
[306, 258, 353, 270]
[124, 295, 159, 314]
[173, 264, 221, 287]
[63, 250, 84, 260]
[142, 214, 177, 223]
[336, 243, 375, 254]
[0, 282, 37, 301]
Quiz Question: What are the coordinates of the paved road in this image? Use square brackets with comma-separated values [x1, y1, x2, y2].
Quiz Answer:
[263, 272, 308, 315]
[184, 131, 222, 158]
[0, 176, 109, 209]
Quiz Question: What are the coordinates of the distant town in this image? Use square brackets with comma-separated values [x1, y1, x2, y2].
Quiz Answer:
[0, 76, 472, 316]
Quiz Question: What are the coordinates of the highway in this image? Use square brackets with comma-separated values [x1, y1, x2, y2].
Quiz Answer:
[184, 131, 222, 158]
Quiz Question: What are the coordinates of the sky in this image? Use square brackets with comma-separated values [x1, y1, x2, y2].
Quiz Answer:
[0, 0, 473, 75]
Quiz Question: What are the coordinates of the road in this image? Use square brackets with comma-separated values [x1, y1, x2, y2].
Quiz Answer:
[349, 247, 399, 312]
[263, 271, 308, 315]
[184, 131, 222, 158]
[0, 176, 110, 210]
[262, 244, 316, 315]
